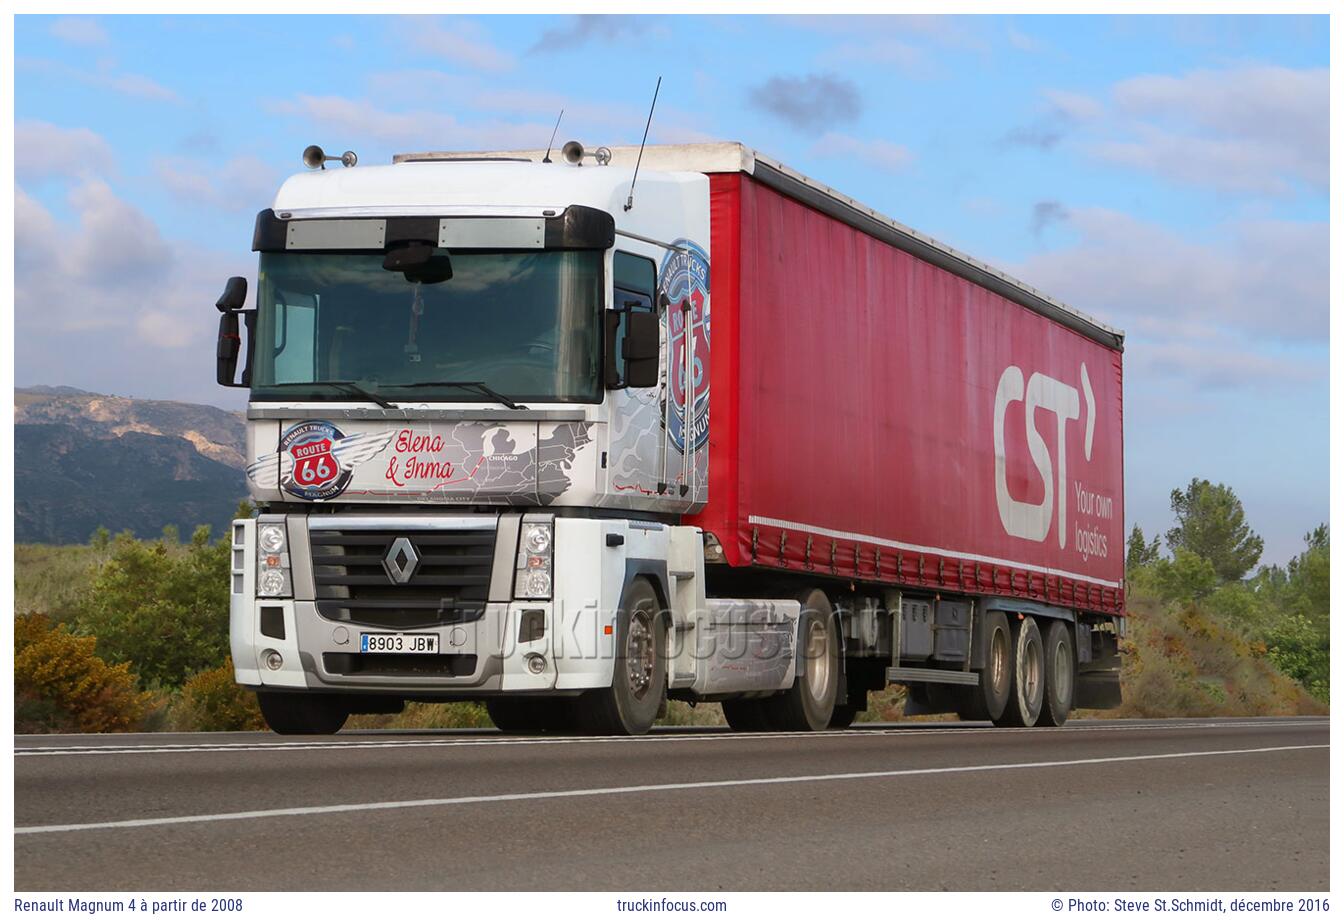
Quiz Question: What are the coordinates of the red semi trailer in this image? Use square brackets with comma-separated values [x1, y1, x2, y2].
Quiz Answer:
[222, 140, 1123, 736]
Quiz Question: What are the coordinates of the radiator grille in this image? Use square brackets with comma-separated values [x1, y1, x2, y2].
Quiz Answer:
[309, 527, 497, 629]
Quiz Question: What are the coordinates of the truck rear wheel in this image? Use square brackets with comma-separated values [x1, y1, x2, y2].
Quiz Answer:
[761, 590, 838, 732]
[576, 578, 666, 736]
[957, 610, 1012, 722]
[256, 691, 348, 735]
[1039, 620, 1076, 726]
[994, 616, 1044, 727]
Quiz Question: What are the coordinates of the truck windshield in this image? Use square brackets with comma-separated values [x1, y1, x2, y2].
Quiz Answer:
[249, 250, 603, 404]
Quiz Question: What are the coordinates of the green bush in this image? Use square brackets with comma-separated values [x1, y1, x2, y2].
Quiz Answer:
[15, 613, 155, 733]
[1151, 547, 1218, 602]
[75, 526, 231, 688]
[1264, 614, 1329, 702]
[168, 659, 265, 732]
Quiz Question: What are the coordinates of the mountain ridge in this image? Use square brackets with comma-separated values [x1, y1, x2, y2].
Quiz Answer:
[15, 387, 248, 544]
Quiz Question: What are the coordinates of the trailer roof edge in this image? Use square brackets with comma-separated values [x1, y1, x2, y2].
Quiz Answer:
[388, 141, 1125, 351]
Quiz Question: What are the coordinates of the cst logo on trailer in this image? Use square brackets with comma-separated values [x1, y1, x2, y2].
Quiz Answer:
[660, 239, 710, 454]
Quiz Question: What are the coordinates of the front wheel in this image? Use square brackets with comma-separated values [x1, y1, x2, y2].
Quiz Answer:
[256, 691, 348, 735]
[575, 578, 666, 735]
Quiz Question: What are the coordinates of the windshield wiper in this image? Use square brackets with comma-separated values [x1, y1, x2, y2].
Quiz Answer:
[386, 381, 528, 411]
[263, 381, 395, 410]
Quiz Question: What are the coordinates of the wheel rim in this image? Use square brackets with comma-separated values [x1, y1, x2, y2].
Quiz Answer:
[989, 628, 1009, 692]
[1022, 633, 1041, 704]
[805, 618, 831, 702]
[626, 611, 655, 700]
[1053, 639, 1070, 700]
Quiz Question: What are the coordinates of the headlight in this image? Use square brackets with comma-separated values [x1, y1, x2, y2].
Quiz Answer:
[258, 523, 287, 553]
[523, 524, 551, 555]
[258, 568, 289, 597]
[256, 518, 292, 598]
[514, 517, 553, 600]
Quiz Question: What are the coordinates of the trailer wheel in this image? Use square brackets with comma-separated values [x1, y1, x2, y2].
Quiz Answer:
[994, 616, 1044, 727]
[576, 578, 666, 735]
[1039, 620, 1075, 727]
[721, 699, 777, 732]
[256, 691, 348, 735]
[957, 610, 1012, 722]
[762, 589, 839, 732]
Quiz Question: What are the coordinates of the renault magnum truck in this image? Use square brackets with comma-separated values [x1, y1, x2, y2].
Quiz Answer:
[216, 141, 1125, 736]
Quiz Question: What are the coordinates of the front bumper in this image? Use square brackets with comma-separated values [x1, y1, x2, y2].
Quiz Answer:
[230, 514, 625, 696]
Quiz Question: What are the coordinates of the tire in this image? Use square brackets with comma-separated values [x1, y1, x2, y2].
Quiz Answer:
[486, 698, 577, 734]
[994, 616, 1045, 727]
[957, 611, 1012, 722]
[828, 702, 859, 729]
[1040, 620, 1076, 727]
[575, 578, 666, 735]
[721, 698, 778, 732]
[761, 589, 839, 732]
[256, 691, 348, 735]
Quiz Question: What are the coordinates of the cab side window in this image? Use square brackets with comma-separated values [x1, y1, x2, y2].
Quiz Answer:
[609, 251, 658, 387]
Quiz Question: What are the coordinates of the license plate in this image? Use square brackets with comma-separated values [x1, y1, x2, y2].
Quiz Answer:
[360, 632, 439, 654]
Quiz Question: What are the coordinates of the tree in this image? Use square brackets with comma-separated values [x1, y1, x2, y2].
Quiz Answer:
[74, 527, 232, 688]
[1126, 525, 1161, 571]
[15, 613, 155, 733]
[1152, 547, 1218, 602]
[1165, 478, 1263, 583]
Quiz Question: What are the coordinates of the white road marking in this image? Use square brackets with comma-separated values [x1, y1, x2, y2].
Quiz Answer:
[14, 744, 1326, 836]
[12, 718, 1327, 758]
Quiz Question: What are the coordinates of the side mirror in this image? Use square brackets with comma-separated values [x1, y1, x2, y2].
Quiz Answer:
[216, 276, 247, 312]
[623, 312, 660, 389]
[216, 311, 242, 386]
[215, 276, 252, 387]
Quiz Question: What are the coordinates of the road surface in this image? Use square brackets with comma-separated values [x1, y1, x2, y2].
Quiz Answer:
[14, 717, 1328, 891]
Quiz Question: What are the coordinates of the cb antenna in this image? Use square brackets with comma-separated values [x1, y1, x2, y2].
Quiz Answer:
[543, 109, 564, 163]
[624, 76, 661, 212]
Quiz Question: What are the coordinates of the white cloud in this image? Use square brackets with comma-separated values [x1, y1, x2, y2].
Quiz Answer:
[1011, 65, 1326, 196]
[18, 57, 181, 104]
[16, 121, 115, 181]
[396, 17, 514, 72]
[1006, 26, 1046, 53]
[16, 180, 250, 352]
[154, 155, 280, 211]
[816, 38, 925, 72]
[104, 71, 180, 102]
[811, 132, 913, 173]
[271, 94, 554, 150]
[1008, 207, 1326, 391]
[50, 17, 109, 46]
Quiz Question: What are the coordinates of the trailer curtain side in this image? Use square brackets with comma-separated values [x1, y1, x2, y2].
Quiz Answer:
[688, 173, 1126, 615]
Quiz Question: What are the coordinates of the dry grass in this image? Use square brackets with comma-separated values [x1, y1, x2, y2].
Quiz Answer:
[14, 544, 104, 621]
[1080, 594, 1326, 720]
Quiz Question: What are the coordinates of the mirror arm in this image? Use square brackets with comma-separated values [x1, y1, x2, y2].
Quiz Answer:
[240, 310, 257, 387]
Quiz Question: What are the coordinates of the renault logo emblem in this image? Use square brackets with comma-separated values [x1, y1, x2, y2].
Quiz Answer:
[383, 537, 420, 584]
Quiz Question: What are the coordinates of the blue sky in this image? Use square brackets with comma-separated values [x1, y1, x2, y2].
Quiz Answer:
[13, 13, 1330, 566]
